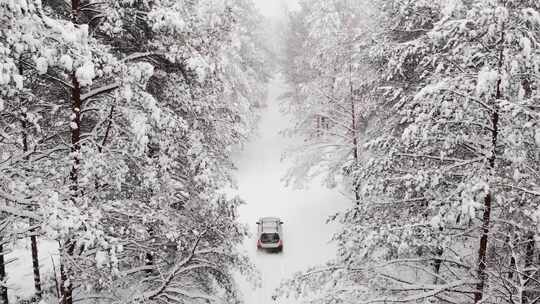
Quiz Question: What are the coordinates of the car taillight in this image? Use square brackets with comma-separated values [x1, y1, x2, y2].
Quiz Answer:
[257, 240, 262, 248]
[278, 240, 283, 247]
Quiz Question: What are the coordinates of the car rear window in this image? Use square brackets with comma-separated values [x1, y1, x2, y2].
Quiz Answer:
[260, 233, 280, 243]
[262, 223, 278, 230]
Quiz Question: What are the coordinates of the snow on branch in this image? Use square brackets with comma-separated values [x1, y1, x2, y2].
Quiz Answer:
[80, 82, 120, 102]
[364, 280, 479, 303]
[0, 191, 41, 221]
[499, 184, 540, 196]
[395, 153, 480, 163]
[121, 52, 168, 63]
[139, 230, 208, 301]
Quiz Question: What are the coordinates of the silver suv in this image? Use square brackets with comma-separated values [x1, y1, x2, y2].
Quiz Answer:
[256, 217, 283, 252]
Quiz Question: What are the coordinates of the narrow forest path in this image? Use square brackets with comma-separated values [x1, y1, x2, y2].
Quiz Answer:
[229, 75, 349, 304]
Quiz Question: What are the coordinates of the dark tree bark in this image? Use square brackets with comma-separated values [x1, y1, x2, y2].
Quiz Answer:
[22, 125, 42, 299]
[349, 62, 360, 207]
[316, 116, 321, 138]
[522, 232, 535, 304]
[474, 32, 503, 303]
[69, 74, 82, 198]
[433, 230, 444, 285]
[508, 254, 516, 280]
[474, 140, 496, 303]
[60, 252, 71, 304]
[144, 144, 157, 275]
[29, 232, 42, 299]
[19, 56, 42, 300]
[0, 242, 8, 304]
[61, 71, 81, 304]
[60, 3, 82, 303]
[98, 106, 115, 153]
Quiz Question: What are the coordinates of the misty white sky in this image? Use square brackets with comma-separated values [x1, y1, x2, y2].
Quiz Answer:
[254, 0, 299, 17]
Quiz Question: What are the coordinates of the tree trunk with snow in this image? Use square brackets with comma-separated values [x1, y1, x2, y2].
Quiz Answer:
[474, 32, 503, 303]
[433, 242, 444, 284]
[60, 73, 82, 304]
[19, 55, 43, 296]
[522, 232, 536, 304]
[348, 61, 360, 207]
[475, 193, 493, 302]
[22, 120, 42, 299]
[60, 3, 82, 303]
[18, 54, 43, 300]
[69, 77, 82, 198]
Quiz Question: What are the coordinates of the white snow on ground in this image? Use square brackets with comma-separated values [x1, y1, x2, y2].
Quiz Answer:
[253, 0, 300, 18]
[5, 239, 58, 302]
[229, 75, 349, 304]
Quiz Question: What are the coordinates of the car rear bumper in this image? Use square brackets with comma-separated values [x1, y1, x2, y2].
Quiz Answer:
[260, 243, 280, 249]
[258, 243, 283, 251]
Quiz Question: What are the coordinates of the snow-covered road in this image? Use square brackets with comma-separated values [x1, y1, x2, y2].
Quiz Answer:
[230, 76, 349, 304]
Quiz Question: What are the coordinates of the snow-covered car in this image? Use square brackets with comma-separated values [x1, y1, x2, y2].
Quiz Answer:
[256, 217, 283, 252]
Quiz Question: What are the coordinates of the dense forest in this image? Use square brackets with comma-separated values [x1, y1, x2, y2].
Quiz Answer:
[0, 0, 268, 303]
[279, 0, 540, 303]
[2, 0, 540, 304]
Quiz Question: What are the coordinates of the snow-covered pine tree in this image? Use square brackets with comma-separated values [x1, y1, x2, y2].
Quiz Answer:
[278, 0, 540, 303]
[282, 0, 381, 204]
[353, 0, 540, 302]
[1, 0, 268, 303]
[0, 1, 56, 300]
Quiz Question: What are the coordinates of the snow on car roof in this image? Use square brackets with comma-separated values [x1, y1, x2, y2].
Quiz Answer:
[261, 226, 279, 233]
[258, 217, 281, 233]
[258, 217, 282, 222]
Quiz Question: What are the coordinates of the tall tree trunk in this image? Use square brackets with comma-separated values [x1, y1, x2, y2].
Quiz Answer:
[61, 71, 81, 304]
[474, 193, 493, 303]
[316, 116, 321, 138]
[19, 57, 42, 300]
[29, 232, 41, 299]
[474, 32, 503, 303]
[348, 61, 360, 207]
[69, 75, 82, 198]
[506, 236, 516, 280]
[22, 122, 42, 299]
[59, 250, 70, 304]
[0, 242, 7, 304]
[522, 232, 535, 304]
[61, 3, 82, 303]
[433, 227, 444, 284]
[145, 144, 157, 275]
